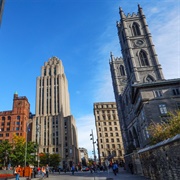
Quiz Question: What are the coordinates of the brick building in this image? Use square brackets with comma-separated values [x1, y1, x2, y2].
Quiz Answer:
[0, 92, 30, 143]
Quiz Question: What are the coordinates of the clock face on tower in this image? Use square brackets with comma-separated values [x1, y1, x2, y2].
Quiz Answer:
[135, 39, 145, 47]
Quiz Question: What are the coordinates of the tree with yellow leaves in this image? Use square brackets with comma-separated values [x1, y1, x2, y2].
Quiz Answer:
[148, 110, 180, 145]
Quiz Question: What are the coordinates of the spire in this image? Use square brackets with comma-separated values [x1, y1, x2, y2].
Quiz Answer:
[119, 7, 125, 19]
[138, 4, 144, 16]
[110, 52, 114, 61]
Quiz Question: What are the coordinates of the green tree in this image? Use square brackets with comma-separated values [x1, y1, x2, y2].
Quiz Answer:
[148, 110, 180, 144]
[0, 140, 12, 167]
[49, 154, 61, 167]
[40, 153, 61, 167]
[10, 134, 37, 166]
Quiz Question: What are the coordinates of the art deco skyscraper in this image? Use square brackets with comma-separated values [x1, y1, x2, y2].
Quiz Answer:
[32, 57, 78, 167]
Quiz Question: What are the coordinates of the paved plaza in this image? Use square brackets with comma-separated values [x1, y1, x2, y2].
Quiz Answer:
[20, 168, 148, 180]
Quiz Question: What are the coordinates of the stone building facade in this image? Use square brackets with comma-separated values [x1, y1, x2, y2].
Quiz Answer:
[93, 102, 124, 164]
[109, 5, 180, 153]
[32, 56, 79, 167]
[0, 92, 30, 143]
[79, 147, 89, 166]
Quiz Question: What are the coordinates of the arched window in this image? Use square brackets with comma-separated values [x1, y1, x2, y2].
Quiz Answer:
[146, 75, 154, 82]
[127, 58, 132, 72]
[8, 116, 11, 120]
[132, 22, 141, 36]
[120, 65, 125, 76]
[121, 31, 125, 43]
[139, 51, 149, 66]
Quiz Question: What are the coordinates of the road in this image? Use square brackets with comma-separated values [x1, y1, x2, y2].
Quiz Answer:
[21, 168, 149, 180]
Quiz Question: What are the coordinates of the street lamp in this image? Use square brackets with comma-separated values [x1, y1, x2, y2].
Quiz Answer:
[90, 129, 96, 163]
[25, 120, 32, 167]
[36, 124, 41, 167]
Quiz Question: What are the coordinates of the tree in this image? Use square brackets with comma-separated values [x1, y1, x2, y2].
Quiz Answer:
[10, 134, 26, 166]
[148, 110, 180, 145]
[40, 153, 61, 167]
[49, 154, 61, 167]
[0, 140, 12, 167]
[10, 134, 37, 166]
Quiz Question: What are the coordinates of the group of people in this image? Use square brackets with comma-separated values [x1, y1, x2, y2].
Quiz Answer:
[34, 164, 49, 178]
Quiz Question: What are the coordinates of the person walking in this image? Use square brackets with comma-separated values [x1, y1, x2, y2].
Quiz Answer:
[112, 162, 118, 176]
[71, 164, 75, 175]
[46, 164, 49, 178]
[14, 165, 21, 180]
[41, 166, 46, 178]
[128, 162, 134, 174]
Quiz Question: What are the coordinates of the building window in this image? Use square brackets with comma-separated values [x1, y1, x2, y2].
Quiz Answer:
[114, 122, 117, 125]
[99, 128, 101, 131]
[2, 117, 5, 120]
[120, 65, 125, 76]
[116, 132, 119, 136]
[139, 50, 149, 66]
[109, 127, 112, 131]
[117, 138, 120, 142]
[6, 133, 9, 137]
[132, 22, 141, 36]
[100, 133, 102, 137]
[0, 134, 3, 137]
[106, 139, 109, 143]
[172, 88, 180, 95]
[159, 104, 167, 114]
[109, 122, 111, 125]
[16, 122, 20, 125]
[115, 127, 118, 131]
[121, 31, 125, 43]
[6, 128, 10, 131]
[8, 116, 11, 120]
[103, 122, 106, 125]
[111, 139, 114, 143]
[106, 144, 110, 148]
[177, 103, 180, 110]
[105, 133, 108, 137]
[110, 133, 113, 137]
[16, 127, 19, 131]
[101, 145, 103, 148]
[104, 127, 107, 131]
[154, 90, 163, 97]
[17, 116, 20, 120]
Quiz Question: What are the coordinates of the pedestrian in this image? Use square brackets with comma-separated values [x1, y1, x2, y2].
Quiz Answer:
[128, 162, 134, 174]
[46, 164, 49, 178]
[112, 162, 118, 176]
[14, 165, 21, 180]
[41, 166, 46, 178]
[37, 166, 41, 177]
[33, 166, 37, 178]
[71, 164, 75, 175]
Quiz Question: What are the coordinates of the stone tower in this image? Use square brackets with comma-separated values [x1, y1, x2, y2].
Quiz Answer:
[117, 4, 164, 84]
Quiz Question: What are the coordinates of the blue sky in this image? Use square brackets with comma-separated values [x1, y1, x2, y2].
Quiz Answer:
[0, 0, 179, 158]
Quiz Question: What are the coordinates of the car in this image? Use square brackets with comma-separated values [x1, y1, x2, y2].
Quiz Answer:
[82, 166, 89, 171]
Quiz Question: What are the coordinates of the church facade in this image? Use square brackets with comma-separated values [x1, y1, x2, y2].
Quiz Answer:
[110, 5, 180, 153]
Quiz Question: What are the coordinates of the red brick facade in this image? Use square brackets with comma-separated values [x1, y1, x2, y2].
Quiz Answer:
[0, 93, 30, 143]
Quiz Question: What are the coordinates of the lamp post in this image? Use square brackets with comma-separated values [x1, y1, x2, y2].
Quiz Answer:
[25, 120, 32, 167]
[36, 124, 41, 167]
[90, 129, 96, 163]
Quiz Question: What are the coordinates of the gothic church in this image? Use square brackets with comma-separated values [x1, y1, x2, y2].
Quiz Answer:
[110, 5, 180, 153]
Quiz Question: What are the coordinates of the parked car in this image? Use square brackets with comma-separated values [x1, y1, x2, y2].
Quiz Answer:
[82, 166, 89, 171]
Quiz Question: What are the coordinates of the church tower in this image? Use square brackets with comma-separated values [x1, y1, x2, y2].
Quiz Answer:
[117, 4, 164, 84]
